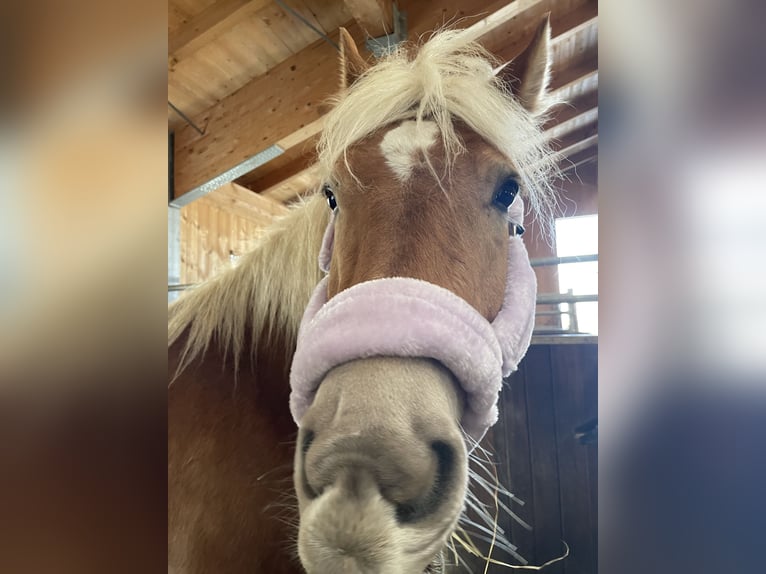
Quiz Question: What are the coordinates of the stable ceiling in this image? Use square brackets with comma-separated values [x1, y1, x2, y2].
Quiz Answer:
[169, 0, 598, 213]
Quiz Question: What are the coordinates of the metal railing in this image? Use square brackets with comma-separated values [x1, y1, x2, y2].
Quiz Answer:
[531, 253, 598, 336]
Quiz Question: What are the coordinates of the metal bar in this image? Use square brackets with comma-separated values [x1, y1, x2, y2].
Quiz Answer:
[273, 0, 338, 51]
[530, 254, 598, 267]
[168, 101, 205, 136]
[366, 3, 407, 57]
[169, 144, 284, 207]
[537, 293, 598, 304]
[533, 326, 576, 333]
[568, 289, 580, 333]
[167, 284, 600, 306]
[168, 132, 174, 203]
[531, 334, 597, 345]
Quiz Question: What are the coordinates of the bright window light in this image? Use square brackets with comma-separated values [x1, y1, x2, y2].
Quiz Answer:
[555, 214, 598, 335]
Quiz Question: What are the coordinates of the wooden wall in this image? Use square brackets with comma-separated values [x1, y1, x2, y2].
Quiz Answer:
[179, 196, 264, 283]
[179, 182, 287, 283]
[483, 342, 598, 573]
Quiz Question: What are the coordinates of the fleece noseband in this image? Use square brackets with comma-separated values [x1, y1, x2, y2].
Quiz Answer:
[289, 199, 536, 444]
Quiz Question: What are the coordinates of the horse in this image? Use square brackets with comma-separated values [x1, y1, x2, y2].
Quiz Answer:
[169, 15, 559, 574]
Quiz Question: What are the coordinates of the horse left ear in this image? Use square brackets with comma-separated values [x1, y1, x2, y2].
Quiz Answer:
[497, 13, 552, 115]
[338, 28, 369, 89]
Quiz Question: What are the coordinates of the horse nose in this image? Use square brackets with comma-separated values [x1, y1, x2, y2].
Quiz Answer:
[303, 431, 456, 523]
[297, 357, 466, 524]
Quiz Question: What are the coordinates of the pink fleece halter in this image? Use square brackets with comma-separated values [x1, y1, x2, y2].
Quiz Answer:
[289, 199, 536, 443]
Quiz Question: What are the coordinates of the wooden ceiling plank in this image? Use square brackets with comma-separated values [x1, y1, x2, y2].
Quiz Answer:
[543, 89, 598, 131]
[560, 145, 598, 175]
[546, 106, 598, 140]
[260, 164, 323, 203]
[170, 0, 269, 62]
[239, 143, 317, 192]
[457, 0, 547, 44]
[556, 132, 598, 158]
[480, 1, 596, 63]
[205, 181, 289, 224]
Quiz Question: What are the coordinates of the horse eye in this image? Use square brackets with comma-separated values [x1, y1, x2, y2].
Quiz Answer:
[323, 185, 337, 210]
[493, 178, 519, 210]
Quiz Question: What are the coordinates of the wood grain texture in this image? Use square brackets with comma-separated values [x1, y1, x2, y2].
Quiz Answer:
[179, 190, 270, 283]
[168, 0, 353, 129]
[172, 22, 365, 197]
[487, 343, 597, 572]
[550, 344, 598, 573]
[169, 0, 266, 61]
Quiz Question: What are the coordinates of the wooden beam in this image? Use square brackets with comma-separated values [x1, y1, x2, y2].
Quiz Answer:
[173, 0, 595, 198]
[560, 146, 598, 175]
[463, 1, 597, 63]
[169, 0, 268, 62]
[544, 89, 598, 132]
[205, 182, 288, 225]
[261, 164, 322, 204]
[551, 51, 598, 97]
[239, 146, 317, 192]
[555, 130, 598, 158]
[343, 0, 393, 38]
[458, 0, 553, 44]
[547, 107, 598, 140]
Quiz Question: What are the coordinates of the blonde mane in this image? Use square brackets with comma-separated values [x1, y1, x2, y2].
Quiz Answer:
[319, 29, 559, 228]
[168, 194, 329, 373]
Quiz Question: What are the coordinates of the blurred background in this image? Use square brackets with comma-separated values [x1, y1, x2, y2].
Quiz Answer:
[0, 0, 764, 572]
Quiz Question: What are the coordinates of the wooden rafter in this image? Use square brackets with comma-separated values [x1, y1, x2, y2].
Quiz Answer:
[546, 107, 598, 140]
[560, 144, 598, 174]
[261, 164, 322, 203]
[552, 123, 598, 156]
[544, 89, 598, 131]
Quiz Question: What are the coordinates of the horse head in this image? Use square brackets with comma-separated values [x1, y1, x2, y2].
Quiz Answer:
[291, 17, 557, 573]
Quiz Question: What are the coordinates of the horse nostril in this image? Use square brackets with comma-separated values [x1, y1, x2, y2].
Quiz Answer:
[301, 430, 320, 499]
[302, 430, 315, 456]
[395, 440, 455, 524]
[395, 502, 418, 523]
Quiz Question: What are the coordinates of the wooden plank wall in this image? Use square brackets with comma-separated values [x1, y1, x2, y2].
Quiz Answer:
[460, 343, 598, 573]
[179, 195, 265, 283]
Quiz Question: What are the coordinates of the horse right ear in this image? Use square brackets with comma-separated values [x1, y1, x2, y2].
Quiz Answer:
[496, 13, 553, 115]
[338, 28, 369, 89]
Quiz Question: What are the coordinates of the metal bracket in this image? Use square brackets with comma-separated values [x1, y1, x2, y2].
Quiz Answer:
[365, 4, 407, 58]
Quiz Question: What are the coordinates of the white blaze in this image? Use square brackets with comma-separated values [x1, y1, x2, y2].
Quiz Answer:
[379, 120, 439, 181]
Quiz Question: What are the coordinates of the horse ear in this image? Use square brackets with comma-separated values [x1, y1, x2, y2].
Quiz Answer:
[497, 13, 552, 115]
[339, 28, 369, 89]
